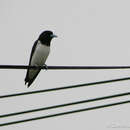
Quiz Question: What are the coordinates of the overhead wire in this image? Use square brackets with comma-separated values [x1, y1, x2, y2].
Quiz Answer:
[0, 100, 129, 127]
[0, 77, 130, 99]
[0, 91, 129, 118]
[0, 65, 130, 70]
[0, 65, 130, 126]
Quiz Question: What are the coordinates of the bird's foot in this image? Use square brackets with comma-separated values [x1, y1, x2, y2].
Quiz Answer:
[44, 64, 48, 70]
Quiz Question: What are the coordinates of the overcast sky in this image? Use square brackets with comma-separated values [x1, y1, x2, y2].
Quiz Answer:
[0, 0, 130, 129]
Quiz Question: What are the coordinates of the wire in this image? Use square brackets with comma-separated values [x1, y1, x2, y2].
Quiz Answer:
[0, 100, 129, 127]
[0, 77, 130, 99]
[0, 91, 129, 118]
[0, 65, 130, 69]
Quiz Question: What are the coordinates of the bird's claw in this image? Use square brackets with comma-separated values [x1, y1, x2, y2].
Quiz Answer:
[44, 64, 48, 70]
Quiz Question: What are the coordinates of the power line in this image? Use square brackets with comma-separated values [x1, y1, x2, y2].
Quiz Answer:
[0, 91, 129, 118]
[0, 77, 130, 99]
[0, 65, 130, 70]
[0, 100, 129, 127]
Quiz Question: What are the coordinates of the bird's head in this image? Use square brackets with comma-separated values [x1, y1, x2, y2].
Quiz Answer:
[38, 30, 57, 45]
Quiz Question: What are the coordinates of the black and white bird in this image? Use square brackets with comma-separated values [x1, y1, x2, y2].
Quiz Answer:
[25, 30, 57, 87]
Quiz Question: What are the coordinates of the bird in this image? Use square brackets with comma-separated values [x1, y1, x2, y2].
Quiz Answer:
[25, 30, 57, 87]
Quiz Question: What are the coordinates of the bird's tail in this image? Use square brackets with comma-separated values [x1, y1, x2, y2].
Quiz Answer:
[24, 69, 41, 88]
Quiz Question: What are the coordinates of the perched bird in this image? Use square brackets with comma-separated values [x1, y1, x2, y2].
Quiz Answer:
[25, 30, 57, 87]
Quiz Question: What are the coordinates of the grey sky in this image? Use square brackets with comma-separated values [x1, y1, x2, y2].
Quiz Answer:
[0, 0, 130, 129]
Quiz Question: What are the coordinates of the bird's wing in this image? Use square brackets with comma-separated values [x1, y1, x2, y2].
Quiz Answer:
[24, 40, 38, 85]
[28, 40, 38, 66]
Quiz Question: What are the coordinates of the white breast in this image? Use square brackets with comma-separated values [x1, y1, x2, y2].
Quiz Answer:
[31, 41, 50, 66]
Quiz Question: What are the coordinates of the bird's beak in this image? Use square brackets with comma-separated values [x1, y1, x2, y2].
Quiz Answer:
[51, 34, 58, 38]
